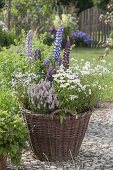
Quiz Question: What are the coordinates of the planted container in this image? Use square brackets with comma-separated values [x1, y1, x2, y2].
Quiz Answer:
[22, 109, 91, 161]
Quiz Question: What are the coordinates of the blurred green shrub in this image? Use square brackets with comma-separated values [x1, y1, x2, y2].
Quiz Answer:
[0, 28, 15, 48]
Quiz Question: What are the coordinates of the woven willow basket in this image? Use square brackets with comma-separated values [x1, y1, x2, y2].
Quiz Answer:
[22, 109, 91, 161]
[0, 155, 6, 170]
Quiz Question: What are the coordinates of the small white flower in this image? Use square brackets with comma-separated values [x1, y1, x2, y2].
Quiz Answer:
[69, 95, 78, 100]
[60, 83, 70, 88]
[108, 63, 112, 66]
[89, 89, 91, 95]
[98, 85, 101, 90]
[81, 59, 84, 62]
[101, 60, 106, 63]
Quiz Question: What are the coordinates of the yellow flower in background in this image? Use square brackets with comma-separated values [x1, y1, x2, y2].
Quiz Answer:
[62, 14, 69, 27]
[53, 13, 78, 30]
[53, 19, 60, 29]
[53, 15, 61, 29]
[55, 15, 60, 21]
[62, 14, 67, 21]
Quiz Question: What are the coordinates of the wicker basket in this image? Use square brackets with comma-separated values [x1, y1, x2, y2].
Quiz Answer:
[0, 155, 6, 170]
[22, 109, 91, 161]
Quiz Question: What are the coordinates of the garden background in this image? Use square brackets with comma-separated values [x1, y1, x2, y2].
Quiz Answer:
[0, 0, 113, 170]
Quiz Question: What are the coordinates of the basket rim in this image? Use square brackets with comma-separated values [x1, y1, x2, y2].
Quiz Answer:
[21, 108, 92, 119]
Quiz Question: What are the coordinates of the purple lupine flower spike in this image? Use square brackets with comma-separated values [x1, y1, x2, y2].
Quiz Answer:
[63, 40, 71, 69]
[52, 26, 64, 63]
[43, 58, 50, 67]
[25, 30, 33, 58]
[46, 69, 56, 81]
[49, 27, 57, 34]
[34, 49, 41, 60]
[56, 56, 62, 66]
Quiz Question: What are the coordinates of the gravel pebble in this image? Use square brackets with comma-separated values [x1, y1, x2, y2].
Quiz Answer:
[7, 101, 113, 170]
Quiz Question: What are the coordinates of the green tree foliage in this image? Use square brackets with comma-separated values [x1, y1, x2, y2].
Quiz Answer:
[2, 0, 94, 34]
[0, 28, 15, 48]
[57, 0, 94, 13]
[77, 0, 94, 12]
[93, 0, 111, 10]
[3, 0, 54, 34]
[0, 0, 5, 9]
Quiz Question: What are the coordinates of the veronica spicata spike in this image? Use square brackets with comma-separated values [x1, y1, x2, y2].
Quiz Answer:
[25, 30, 33, 58]
[34, 49, 41, 61]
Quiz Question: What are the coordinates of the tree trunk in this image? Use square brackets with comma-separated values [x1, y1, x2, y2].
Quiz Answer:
[7, 0, 11, 30]
[0, 155, 7, 170]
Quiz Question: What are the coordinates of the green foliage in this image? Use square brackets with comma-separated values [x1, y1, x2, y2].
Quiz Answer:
[0, 86, 27, 165]
[0, 0, 5, 9]
[0, 0, 94, 35]
[0, 110, 27, 165]
[53, 65, 104, 114]
[3, 0, 54, 34]
[93, 0, 110, 10]
[12, 34, 54, 107]
[0, 28, 15, 48]
[0, 88, 19, 113]
[77, 0, 94, 13]
[0, 83, 27, 165]
[0, 32, 54, 109]
[0, 43, 30, 108]
[58, 0, 94, 13]
[0, 46, 29, 87]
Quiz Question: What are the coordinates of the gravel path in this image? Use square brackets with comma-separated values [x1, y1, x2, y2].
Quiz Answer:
[7, 101, 113, 170]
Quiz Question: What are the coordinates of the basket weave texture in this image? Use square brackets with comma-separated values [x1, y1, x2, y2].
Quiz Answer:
[22, 110, 91, 161]
[0, 155, 6, 170]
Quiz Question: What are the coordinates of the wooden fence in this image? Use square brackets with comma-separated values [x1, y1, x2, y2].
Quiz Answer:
[79, 7, 110, 47]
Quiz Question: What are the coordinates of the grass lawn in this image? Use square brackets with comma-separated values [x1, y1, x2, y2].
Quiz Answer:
[71, 47, 113, 62]
[71, 48, 113, 101]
